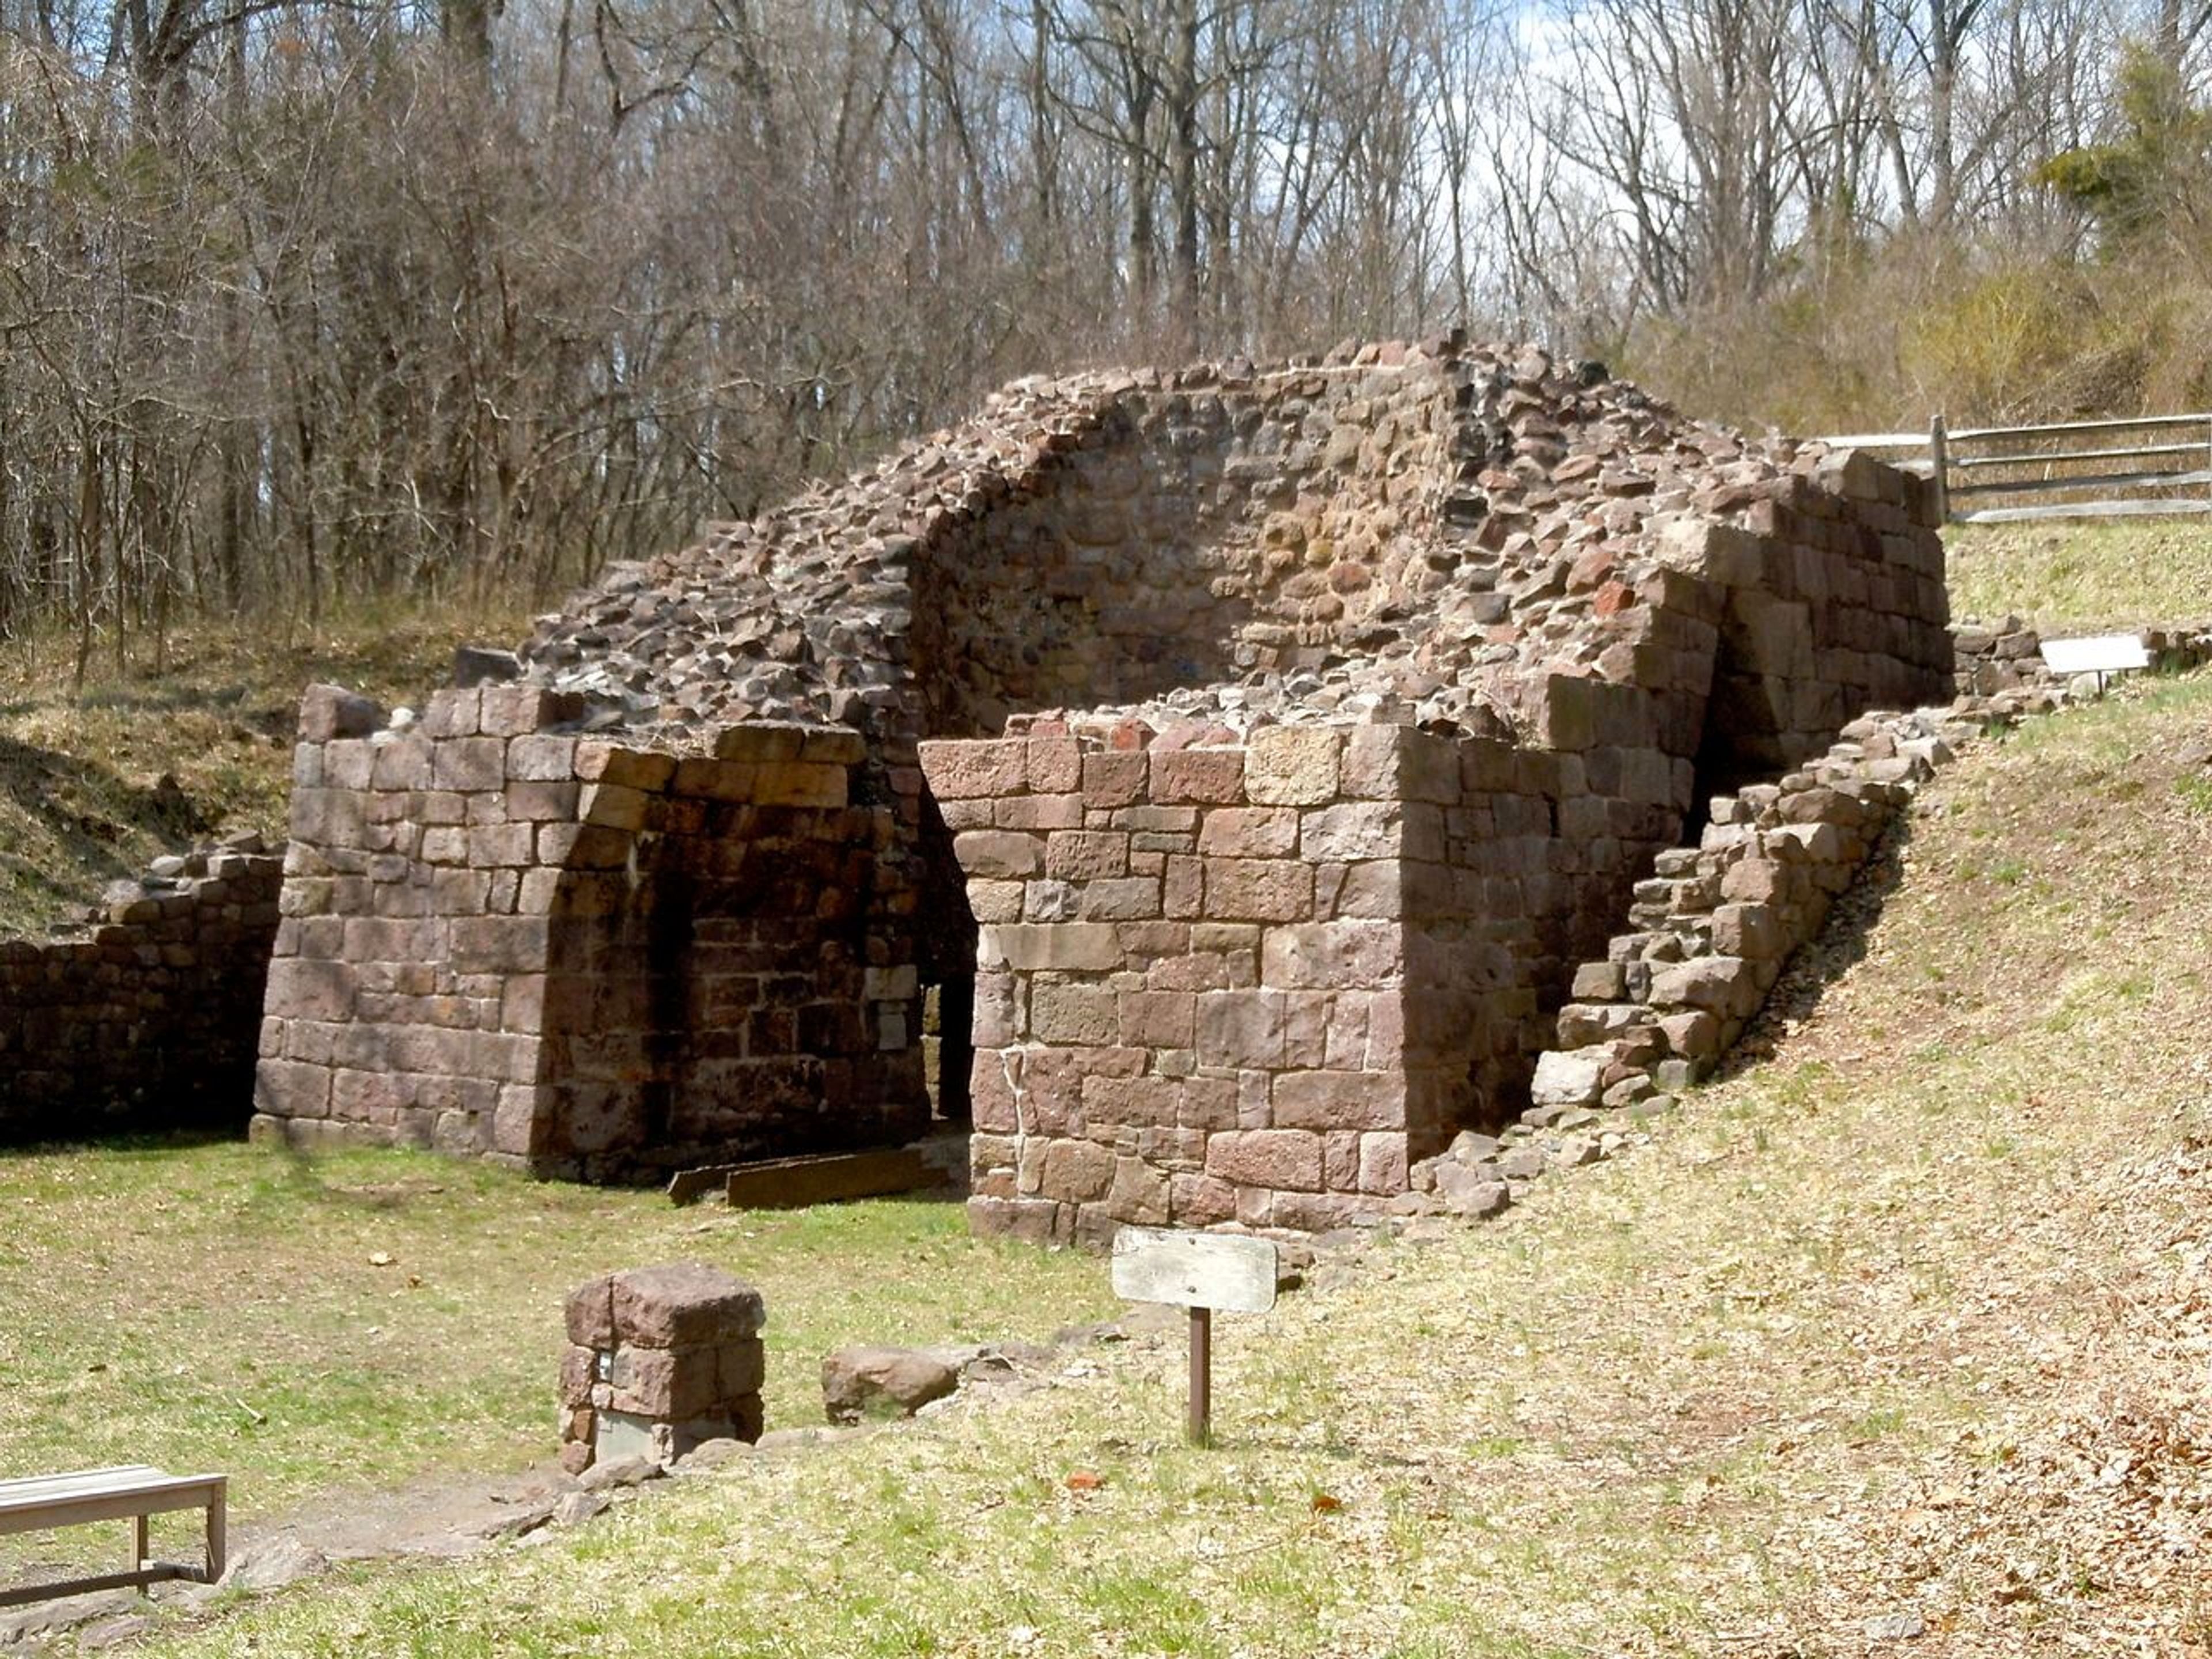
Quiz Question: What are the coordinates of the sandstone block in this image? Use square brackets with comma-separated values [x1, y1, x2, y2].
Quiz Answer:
[753, 763, 847, 808]
[1300, 801, 1397, 861]
[1080, 877, 1161, 921]
[1046, 831, 1129, 881]
[1205, 1128, 1323, 1191]
[1710, 902, 1785, 960]
[1245, 727, 1340, 805]
[1081, 752, 1148, 808]
[609, 1263, 766, 1347]
[297, 684, 383, 742]
[1647, 956, 1757, 1017]
[1041, 1138, 1115, 1202]
[821, 1346, 958, 1424]
[1152, 748, 1245, 804]
[609, 1345, 723, 1421]
[1197, 807, 1298, 858]
[1529, 1049, 1605, 1108]
[1025, 736, 1082, 792]
[1118, 990, 1195, 1048]
[509, 734, 581, 782]
[433, 737, 509, 793]
[1203, 858, 1312, 922]
[480, 687, 584, 735]
[1271, 1070, 1406, 1131]
[954, 831, 1043, 880]
[1195, 989, 1287, 1069]
[1571, 960, 1627, 1001]
[1657, 1009, 1721, 1060]
[979, 923, 1121, 972]
[1030, 983, 1118, 1044]
[1260, 921, 1402, 990]
[919, 740, 1028, 800]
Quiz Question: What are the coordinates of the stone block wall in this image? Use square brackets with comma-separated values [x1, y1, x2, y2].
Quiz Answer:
[1658, 452, 1951, 791]
[922, 699, 1718, 1243]
[1527, 710, 1953, 1118]
[907, 353, 1459, 737]
[0, 841, 282, 1142]
[255, 686, 926, 1179]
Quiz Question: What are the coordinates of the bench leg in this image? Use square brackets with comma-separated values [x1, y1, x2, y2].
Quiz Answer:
[134, 1514, 149, 1575]
[204, 1487, 226, 1585]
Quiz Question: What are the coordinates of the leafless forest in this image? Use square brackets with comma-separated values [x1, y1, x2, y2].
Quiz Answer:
[0, 0, 2199, 650]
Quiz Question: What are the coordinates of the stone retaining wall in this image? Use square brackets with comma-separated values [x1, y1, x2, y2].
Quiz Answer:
[1522, 709, 1956, 1124]
[1953, 616, 2212, 697]
[0, 840, 282, 1142]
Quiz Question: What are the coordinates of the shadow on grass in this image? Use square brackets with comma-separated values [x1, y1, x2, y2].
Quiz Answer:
[1714, 812, 1916, 1083]
[0, 1126, 245, 1161]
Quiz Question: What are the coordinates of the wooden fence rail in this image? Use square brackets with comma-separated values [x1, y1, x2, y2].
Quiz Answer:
[1817, 412, 2212, 524]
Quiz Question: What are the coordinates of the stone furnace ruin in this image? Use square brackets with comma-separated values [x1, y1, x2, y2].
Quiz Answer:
[255, 336, 1950, 1240]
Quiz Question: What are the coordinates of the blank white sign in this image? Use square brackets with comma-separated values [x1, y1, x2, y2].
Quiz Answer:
[1111, 1226, 1278, 1315]
[2041, 634, 2150, 675]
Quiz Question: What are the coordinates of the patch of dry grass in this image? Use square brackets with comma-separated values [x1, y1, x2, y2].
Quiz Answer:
[1947, 520, 2212, 632]
[0, 596, 540, 936]
[90, 673, 2212, 1657]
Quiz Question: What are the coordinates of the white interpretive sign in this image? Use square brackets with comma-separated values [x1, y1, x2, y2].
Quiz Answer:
[1111, 1226, 1278, 1315]
[1112, 1226, 1280, 1448]
[2041, 633, 2150, 677]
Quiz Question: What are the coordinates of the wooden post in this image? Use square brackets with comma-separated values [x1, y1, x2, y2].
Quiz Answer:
[1930, 412, 1951, 524]
[1188, 1307, 1213, 1447]
[204, 1482, 226, 1585]
[1111, 1226, 1274, 1449]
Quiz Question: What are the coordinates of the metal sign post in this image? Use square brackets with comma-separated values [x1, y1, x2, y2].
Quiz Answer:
[1110, 1226, 1278, 1447]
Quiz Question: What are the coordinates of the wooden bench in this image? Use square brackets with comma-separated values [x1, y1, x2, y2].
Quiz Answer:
[0, 1465, 226, 1607]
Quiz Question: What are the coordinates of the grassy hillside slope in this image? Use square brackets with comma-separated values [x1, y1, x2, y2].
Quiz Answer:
[1948, 520, 2212, 630]
[0, 600, 536, 937]
[101, 676, 2212, 1655]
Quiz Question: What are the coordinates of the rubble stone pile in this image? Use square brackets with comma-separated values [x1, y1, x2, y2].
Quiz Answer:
[1953, 616, 2212, 703]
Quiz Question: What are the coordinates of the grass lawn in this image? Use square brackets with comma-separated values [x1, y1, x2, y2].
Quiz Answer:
[0, 1141, 1116, 1540]
[1947, 519, 2212, 631]
[64, 670, 2211, 1656]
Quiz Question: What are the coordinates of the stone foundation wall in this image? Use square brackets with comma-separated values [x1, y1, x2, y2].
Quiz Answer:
[0, 841, 282, 1142]
[255, 685, 926, 1178]
[1953, 617, 2212, 697]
